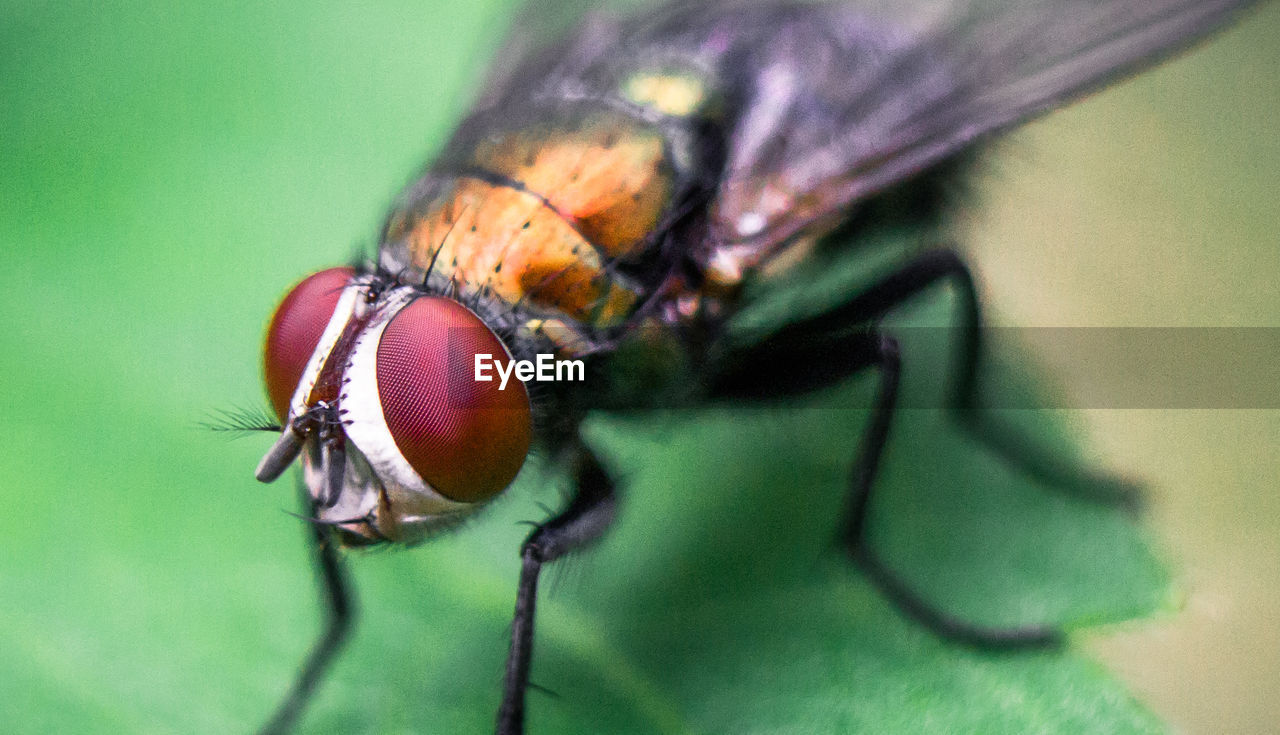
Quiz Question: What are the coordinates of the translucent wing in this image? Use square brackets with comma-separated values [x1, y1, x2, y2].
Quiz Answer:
[465, 0, 603, 113]
[462, 0, 1257, 271]
[703, 0, 1259, 262]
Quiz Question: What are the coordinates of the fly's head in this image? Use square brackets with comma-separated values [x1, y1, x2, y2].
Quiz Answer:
[255, 267, 532, 544]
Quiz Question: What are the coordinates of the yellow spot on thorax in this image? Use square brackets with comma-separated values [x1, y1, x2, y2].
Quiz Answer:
[623, 72, 706, 117]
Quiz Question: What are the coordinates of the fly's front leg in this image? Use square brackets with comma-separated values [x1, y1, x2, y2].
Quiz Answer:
[257, 490, 355, 735]
[497, 443, 617, 735]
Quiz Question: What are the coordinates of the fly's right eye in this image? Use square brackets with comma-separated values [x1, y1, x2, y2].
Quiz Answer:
[263, 267, 354, 421]
[373, 296, 532, 504]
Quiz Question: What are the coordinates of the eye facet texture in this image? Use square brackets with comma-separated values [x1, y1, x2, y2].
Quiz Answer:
[263, 267, 353, 421]
[376, 297, 532, 502]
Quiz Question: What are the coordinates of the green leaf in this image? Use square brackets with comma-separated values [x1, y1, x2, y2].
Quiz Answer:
[0, 1, 1169, 733]
[0, 255, 1169, 734]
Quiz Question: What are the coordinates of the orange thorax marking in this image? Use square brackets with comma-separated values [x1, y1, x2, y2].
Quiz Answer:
[405, 178, 636, 325]
[469, 114, 672, 260]
[402, 113, 674, 328]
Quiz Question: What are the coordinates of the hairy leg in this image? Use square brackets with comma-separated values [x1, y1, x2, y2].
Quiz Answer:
[497, 444, 617, 735]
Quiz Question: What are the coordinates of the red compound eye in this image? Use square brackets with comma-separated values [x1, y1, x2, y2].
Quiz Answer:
[263, 267, 353, 421]
[376, 297, 532, 503]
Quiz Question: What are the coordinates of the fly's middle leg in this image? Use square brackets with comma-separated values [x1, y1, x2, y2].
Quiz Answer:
[708, 326, 1061, 647]
[750, 247, 1142, 510]
[839, 330, 1060, 647]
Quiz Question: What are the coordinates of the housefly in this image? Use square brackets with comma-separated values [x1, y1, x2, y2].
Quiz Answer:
[246, 0, 1260, 732]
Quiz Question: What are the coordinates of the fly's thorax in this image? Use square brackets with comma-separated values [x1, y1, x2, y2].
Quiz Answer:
[259, 270, 533, 545]
[378, 107, 697, 354]
[404, 177, 642, 325]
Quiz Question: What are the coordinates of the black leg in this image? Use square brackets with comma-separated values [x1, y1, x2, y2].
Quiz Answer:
[712, 328, 1058, 646]
[257, 492, 355, 735]
[730, 248, 1140, 510]
[497, 444, 617, 735]
[840, 332, 1060, 648]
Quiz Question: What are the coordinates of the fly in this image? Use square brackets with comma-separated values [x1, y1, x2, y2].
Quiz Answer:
[244, 0, 1262, 732]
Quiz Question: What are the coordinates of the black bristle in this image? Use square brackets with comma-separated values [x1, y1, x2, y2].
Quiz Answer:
[201, 404, 282, 435]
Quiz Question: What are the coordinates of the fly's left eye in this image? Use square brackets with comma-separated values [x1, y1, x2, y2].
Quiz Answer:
[262, 267, 354, 421]
[376, 297, 532, 503]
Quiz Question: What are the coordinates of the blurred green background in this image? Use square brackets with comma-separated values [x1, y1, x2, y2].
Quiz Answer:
[1, 1, 1276, 733]
[955, 6, 1280, 732]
